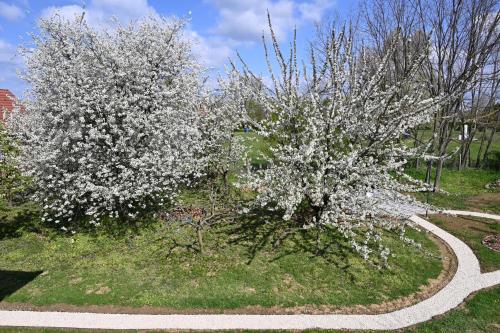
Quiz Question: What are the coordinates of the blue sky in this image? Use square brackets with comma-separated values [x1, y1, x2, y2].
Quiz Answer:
[0, 0, 359, 97]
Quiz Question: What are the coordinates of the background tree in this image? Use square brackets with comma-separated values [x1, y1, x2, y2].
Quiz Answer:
[0, 122, 29, 206]
[187, 74, 248, 254]
[362, 0, 500, 189]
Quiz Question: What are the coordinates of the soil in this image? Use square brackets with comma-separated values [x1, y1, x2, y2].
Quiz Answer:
[466, 193, 500, 213]
[430, 214, 496, 236]
[0, 233, 457, 315]
[428, 213, 499, 273]
[483, 234, 500, 252]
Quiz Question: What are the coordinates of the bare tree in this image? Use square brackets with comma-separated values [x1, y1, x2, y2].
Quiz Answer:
[416, 0, 499, 189]
[362, 0, 500, 189]
[458, 47, 499, 170]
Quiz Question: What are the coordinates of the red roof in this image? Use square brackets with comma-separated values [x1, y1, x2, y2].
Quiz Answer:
[0, 89, 19, 122]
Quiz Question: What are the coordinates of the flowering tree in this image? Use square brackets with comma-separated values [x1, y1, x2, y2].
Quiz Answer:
[0, 122, 29, 205]
[236, 19, 446, 263]
[183, 72, 251, 253]
[198, 74, 247, 188]
[8, 14, 205, 226]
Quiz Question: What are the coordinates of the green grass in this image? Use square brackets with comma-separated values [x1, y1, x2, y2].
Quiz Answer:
[234, 131, 271, 167]
[0, 128, 498, 330]
[428, 214, 500, 272]
[0, 286, 499, 332]
[405, 167, 500, 212]
[381, 287, 500, 333]
[235, 128, 499, 173]
[0, 216, 442, 310]
[233, 129, 500, 212]
[405, 167, 499, 196]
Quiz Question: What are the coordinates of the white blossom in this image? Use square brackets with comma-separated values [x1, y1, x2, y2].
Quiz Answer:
[8, 14, 205, 225]
[235, 20, 448, 262]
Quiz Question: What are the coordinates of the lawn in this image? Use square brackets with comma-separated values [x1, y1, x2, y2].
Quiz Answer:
[0, 212, 442, 311]
[234, 130, 272, 168]
[409, 128, 500, 168]
[427, 214, 499, 272]
[405, 167, 500, 213]
[0, 129, 498, 328]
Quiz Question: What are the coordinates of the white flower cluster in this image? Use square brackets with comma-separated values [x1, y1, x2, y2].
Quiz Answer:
[197, 72, 249, 182]
[235, 24, 447, 262]
[9, 15, 208, 224]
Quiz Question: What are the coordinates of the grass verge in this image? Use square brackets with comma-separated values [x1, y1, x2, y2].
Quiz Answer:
[405, 167, 500, 213]
[0, 217, 441, 311]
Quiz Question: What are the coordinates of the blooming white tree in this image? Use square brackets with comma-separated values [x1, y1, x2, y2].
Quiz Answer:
[183, 71, 253, 253]
[236, 19, 447, 263]
[198, 73, 247, 187]
[8, 14, 206, 226]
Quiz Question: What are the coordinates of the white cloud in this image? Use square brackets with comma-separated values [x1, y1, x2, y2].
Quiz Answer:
[0, 1, 25, 21]
[211, 0, 296, 43]
[188, 30, 234, 68]
[40, 0, 158, 28]
[0, 39, 16, 63]
[209, 0, 335, 43]
[40, 5, 86, 22]
[299, 0, 335, 23]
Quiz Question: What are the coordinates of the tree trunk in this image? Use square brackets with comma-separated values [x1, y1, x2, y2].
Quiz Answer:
[482, 115, 499, 166]
[197, 225, 205, 255]
[433, 157, 445, 191]
[425, 160, 433, 183]
[460, 127, 475, 170]
[475, 127, 486, 168]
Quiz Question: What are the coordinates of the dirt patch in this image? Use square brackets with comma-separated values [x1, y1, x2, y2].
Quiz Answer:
[69, 277, 83, 285]
[430, 214, 496, 235]
[0, 233, 456, 315]
[466, 193, 500, 213]
[85, 284, 111, 295]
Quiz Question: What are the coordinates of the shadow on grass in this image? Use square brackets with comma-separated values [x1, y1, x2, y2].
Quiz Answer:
[0, 270, 43, 301]
[0, 199, 162, 243]
[223, 207, 356, 276]
[0, 202, 41, 240]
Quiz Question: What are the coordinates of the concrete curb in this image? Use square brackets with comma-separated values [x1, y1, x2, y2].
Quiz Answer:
[0, 210, 499, 330]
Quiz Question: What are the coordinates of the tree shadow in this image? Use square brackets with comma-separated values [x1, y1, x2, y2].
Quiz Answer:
[222, 206, 356, 278]
[0, 202, 41, 240]
[0, 270, 43, 301]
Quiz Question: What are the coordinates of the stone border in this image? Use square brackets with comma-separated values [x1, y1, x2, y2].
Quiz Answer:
[0, 210, 499, 330]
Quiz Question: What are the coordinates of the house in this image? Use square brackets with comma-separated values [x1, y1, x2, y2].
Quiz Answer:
[0, 89, 19, 123]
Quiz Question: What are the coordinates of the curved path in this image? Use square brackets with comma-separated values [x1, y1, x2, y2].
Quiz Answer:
[1, 210, 499, 330]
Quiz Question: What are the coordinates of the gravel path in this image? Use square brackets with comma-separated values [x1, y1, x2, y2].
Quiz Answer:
[1, 210, 499, 330]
